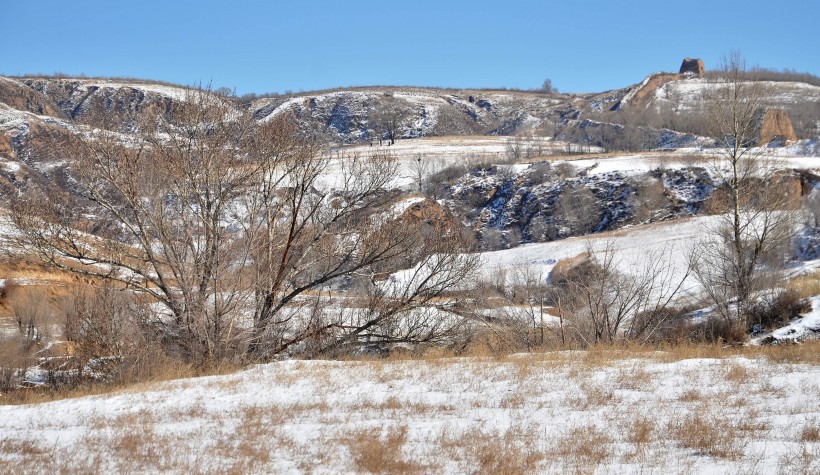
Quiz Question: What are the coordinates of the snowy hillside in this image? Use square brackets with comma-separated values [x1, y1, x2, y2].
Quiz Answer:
[651, 78, 820, 113]
[249, 87, 565, 143]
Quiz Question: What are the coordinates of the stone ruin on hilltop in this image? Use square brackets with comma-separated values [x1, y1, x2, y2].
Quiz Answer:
[679, 58, 705, 77]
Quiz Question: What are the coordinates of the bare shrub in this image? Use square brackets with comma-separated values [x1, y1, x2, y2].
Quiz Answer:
[746, 289, 810, 331]
[426, 163, 469, 198]
[628, 176, 670, 223]
[553, 162, 577, 179]
[64, 286, 149, 363]
[0, 341, 26, 393]
[683, 317, 749, 344]
[553, 186, 600, 236]
[670, 410, 745, 459]
[11, 286, 56, 348]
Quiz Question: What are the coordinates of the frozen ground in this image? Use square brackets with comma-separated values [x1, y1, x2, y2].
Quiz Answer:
[1, 350, 819, 474]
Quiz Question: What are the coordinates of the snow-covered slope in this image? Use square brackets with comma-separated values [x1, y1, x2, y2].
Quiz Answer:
[651, 78, 820, 112]
[249, 87, 566, 143]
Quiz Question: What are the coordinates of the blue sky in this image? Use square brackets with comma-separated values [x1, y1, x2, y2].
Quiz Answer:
[2, 0, 818, 95]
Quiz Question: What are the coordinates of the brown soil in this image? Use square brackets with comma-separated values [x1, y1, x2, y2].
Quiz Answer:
[0, 134, 14, 159]
[625, 73, 682, 109]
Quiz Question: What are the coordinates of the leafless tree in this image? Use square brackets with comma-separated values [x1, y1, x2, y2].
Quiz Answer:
[694, 52, 798, 329]
[541, 78, 557, 95]
[554, 186, 600, 236]
[369, 97, 412, 145]
[9, 86, 478, 363]
[550, 242, 692, 345]
[498, 266, 555, 350]
[408, 153, 431, 193]
[11, 87, 259, 361]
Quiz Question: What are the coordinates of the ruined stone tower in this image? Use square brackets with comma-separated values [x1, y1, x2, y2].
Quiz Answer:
[758, 109, 797, 145]
[679, 58, 705, 77]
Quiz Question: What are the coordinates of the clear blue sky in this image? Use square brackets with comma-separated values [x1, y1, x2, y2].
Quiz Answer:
[2, 0, 818, 95]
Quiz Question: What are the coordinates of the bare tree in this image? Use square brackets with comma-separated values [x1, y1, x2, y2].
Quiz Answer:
[554, 186, 600, 236]
[11, 88, 259, 361]
[369, 97, 412, 145]
[541, 78, 557, 95]
[408, 153, 431, 193]
[498, 266, 555, 350]
[550, 242, 692, 345]
[694, 52, 797, 329]
[10, 86, 478, 363]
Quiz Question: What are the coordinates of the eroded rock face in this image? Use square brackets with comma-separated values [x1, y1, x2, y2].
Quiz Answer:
[0, 134, 14, 159]
[759, 109, 797, 145]
[679, 58, 705, 77]
[21, 79, 180, 130]
[401, 199, 464, 234]
[0, 78, 64, 118]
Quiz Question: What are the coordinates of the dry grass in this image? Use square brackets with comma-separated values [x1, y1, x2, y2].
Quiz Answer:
[678, 388, 704, 403]
[345, 426, 421, 474]
[0, 437, 47, 457]
[3, 340, 820, 473]
[724, 362, 751, 383]
[626, 416, 655, 450]
[571, 381, 617, 410]
[617, 365, 653, 391]
[669, 410, 745, 460]
[553, 425, 612, 473]
[432, 426, 545, 475]
[6, 339, 820, 407]
[799, 420, 820, 442]
[787, 271, 820, 299]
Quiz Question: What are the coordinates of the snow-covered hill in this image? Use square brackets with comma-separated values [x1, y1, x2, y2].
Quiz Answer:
[650, 78, 820, 113]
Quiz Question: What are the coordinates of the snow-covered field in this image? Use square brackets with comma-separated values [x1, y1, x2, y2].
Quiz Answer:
[566, 148, 820, 176]
[2, 350, 819, 474]
[337, 135, 601, 165]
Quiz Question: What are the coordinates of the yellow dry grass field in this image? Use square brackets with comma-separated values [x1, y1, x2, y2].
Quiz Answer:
[1, 344, 820, 474]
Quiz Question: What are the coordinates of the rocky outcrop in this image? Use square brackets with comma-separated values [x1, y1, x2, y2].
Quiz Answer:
[758, 109, 797, 145]
[20, 79, 185, 130]
[618, 73, 682, 109]
[249, 88, 566, 144]
[0, 77, 64, 118]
